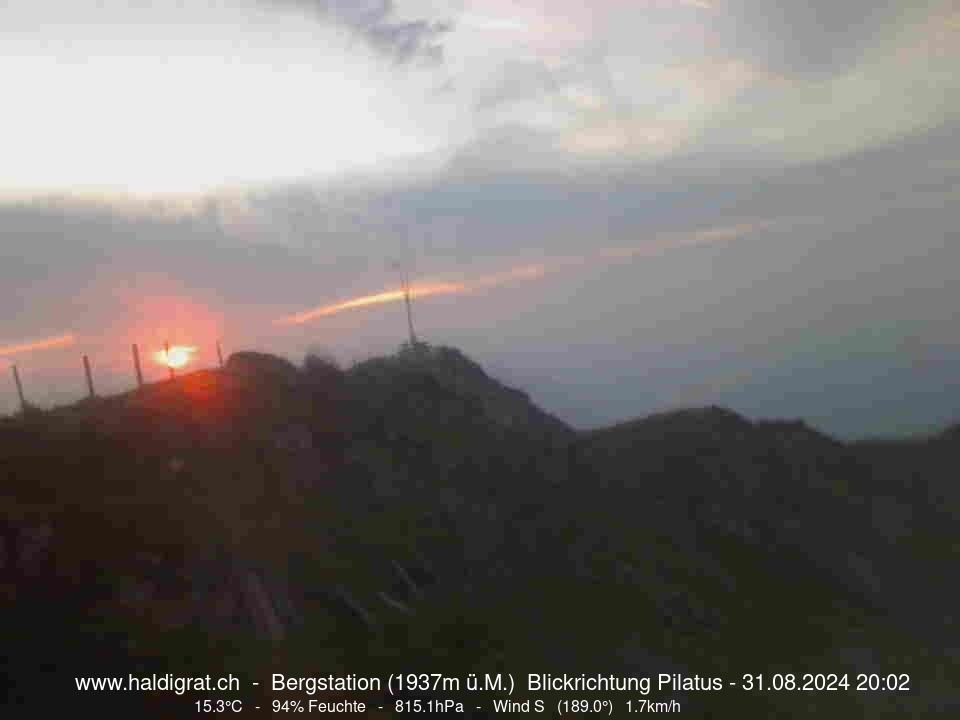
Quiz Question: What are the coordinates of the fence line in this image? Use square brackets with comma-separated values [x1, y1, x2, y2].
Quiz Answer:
[4, 340, 225, 417]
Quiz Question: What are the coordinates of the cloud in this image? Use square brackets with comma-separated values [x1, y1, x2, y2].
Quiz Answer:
[2, 117, 959, 433]
[0, 334, 76, 359]
[446, 1, 956, 177]
[473, 59, 563, 110]
[713, 1, 912, 76]
[0, 1, 464, 195]
[273, 220, 769, 326]
[900, 2, 960, 58]
[275, 0, 453, 63]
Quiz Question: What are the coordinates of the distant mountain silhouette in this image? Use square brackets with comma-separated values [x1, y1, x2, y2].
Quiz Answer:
[1, 344, 957, 717]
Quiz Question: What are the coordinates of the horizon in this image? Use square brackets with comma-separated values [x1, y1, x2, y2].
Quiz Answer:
[2, 338, 955, 443]
[2, 1, 959, 438]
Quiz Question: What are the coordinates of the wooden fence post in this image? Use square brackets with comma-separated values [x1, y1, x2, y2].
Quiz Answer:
[132, 344, 144, 388]
[11, 364, 26, 414]
[83, 354, 96, 398]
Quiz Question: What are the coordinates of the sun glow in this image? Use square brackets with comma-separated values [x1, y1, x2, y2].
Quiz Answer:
[155, 345, 198, 370]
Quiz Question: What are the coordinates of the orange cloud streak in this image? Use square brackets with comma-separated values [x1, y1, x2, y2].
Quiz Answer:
[0, 333, 76, 358]
[275, 222, 768, 327]
[276, 283, 466, 326]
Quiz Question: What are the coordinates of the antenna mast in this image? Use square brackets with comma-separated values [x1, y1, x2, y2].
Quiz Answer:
[402, 273, 418, 347]
[392, 260, 418, 347]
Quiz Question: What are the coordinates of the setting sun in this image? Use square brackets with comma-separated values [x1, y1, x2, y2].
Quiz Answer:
[155, 345, 197, 370]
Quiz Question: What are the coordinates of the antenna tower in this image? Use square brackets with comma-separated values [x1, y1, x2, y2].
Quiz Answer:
[392, 260, 418, 347]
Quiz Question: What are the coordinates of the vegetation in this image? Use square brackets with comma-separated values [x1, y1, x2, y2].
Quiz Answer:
[1, 343, 957, 717]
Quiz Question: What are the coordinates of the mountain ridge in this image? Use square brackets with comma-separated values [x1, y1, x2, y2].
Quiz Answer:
[1, 343, 957, 717]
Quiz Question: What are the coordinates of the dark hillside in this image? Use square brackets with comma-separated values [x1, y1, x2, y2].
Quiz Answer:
[1, 344, 957, 717]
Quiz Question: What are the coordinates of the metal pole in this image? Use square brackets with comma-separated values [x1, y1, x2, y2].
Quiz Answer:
[165, 341, 175, 380]
[216, 340, 224, 369]
[83, 354, 96, 398]
[132, 343, 144, 388]
[391, 259, 419, 348]
[401, 274, 418, 347]
[11, 364, 26, 413]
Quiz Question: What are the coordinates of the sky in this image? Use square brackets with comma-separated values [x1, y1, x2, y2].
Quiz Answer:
[1, 0, 959, 437]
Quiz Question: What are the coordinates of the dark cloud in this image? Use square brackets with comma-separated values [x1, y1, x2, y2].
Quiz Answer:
[277, 0, 452, 63]
[716, 0, 906, 75]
